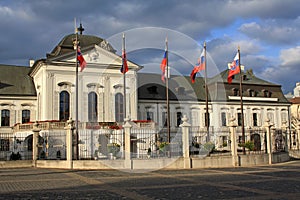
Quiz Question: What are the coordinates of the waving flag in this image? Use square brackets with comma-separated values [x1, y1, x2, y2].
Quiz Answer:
[190, 48, 205, 83]
[121, 49, 128, 74]
[160, 50, 167, 82]
[77, 47, 87, 72]
[120, 34, 129, 74]
[227, 52, 240, 84]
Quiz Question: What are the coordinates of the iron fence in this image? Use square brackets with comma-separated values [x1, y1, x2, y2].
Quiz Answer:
[78, 128, 124, 160]
[131, 128, 182, 159]
[39, 130, 66, 160]
[0, 132, 33, 160]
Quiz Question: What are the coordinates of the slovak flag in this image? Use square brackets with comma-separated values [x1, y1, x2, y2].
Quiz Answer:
[227, 52, 240, 84]
[160, 50, 167, 82]
[190, 49, 205, 83]
[77, 47, 87, 72]
[120, 49, 128, 74]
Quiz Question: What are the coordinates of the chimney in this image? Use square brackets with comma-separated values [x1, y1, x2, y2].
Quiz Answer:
[29, 59, 35, 67]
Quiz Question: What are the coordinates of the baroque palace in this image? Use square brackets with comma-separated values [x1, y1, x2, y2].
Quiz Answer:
[0, 29, 294, 161]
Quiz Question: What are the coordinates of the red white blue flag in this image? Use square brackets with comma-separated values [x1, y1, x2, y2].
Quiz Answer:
[160, 50, 167, 82]
[190, 48, 205, 83]
[227, 52, 240, 84]
[121, 49, 128, 74]
[77, 47, 87, 72]
[121, 34, 129, 74]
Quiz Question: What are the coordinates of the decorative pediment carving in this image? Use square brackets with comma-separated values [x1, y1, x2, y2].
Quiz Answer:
[87, 49, 100, 62]
[100, 40, 116, 53]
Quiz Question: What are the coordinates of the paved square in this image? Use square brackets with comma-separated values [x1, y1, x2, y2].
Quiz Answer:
[0, 161, 300, 199]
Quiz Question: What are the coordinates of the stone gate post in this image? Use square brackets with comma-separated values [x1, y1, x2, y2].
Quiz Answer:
[179, 115, 191, 169]
[281, 121, 288, 152]
[32, 122, 41, 164]
[64, 118, 75, 169]
[229, 117, 238, 167]
[297, 122, 300, 150]
[264, 119, 274, 165]
[123, 118, 132, 169]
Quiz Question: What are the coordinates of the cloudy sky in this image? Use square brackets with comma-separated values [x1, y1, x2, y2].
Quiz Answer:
[0, 0, 299, 94]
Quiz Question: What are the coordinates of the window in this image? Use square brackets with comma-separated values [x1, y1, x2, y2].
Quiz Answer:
[237, 113, 242, 126]
[248, 89, 254, 97]
[1, 109, 10, 126]
[205, 113, 210, 127]
[253, 113, 258, 126]
[162, 112, 167, 127]
[267, 112, 274, 123]
[59, 91, 70, 121]
[281, 112, 287, 123]
[146, 111, 153, 121]
[221, 112, 226, 126]
[232, 88, 238, 96]
[88, 92, 98, 122]
[22, 110, 30, 123]
[147, 86, 158, 94]
[176, 112, 182, 127]
[176, 87, 185, 95]
[0, 139, 9, 151]
[262, 89, 272, 97]
[115, 93, 124, 122]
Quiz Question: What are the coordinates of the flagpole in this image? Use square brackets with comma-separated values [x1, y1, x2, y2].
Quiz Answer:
[238, 46, 246, 154]
[122, 33, 127, 122]
[74, 19, 79, 160]
[165, 37, 171, 143]
[203, 42, 210, 142]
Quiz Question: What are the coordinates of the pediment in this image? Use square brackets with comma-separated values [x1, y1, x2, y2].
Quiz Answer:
[51, 44, 141, 70]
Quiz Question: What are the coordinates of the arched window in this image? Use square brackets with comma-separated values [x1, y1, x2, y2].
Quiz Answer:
[115, 93, 124, 122]
[88, 92, 98, 122]
[1, 109, 10, 126]
[59, 91, 70, 121]
[22, 110, 30, 123]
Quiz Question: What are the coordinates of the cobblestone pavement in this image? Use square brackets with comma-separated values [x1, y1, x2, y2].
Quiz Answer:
[1, 161, 300, 200]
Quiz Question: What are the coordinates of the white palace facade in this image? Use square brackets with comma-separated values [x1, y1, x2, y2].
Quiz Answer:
[0, 31, 291, 147]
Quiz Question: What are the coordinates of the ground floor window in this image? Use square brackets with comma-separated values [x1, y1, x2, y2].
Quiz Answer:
[22, 110, 30, 123]
[1, 109, 10, 126]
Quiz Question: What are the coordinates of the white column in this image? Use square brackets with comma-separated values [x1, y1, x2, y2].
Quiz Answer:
[64, 118, 75, 169]
[32, 122, 41, 164]
[180, 115, 191, 169]
[123, 118, 132, 169]
[229, 117, 238, 167]
[264, 119, 274, 165]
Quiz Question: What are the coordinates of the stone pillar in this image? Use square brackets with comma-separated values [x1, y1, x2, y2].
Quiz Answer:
[123, 118, 132, 169]
[297, 122, 300, 150]
[64, 118, 75, 169]
[281, 121, 288, 152]
[32, 122, 41, 164]
[264, 119, 274, 165]
[229, 117, 238, 167]
[179, 115, 191, 169]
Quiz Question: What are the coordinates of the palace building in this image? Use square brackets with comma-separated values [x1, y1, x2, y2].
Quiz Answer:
[0, 30, 291, 152]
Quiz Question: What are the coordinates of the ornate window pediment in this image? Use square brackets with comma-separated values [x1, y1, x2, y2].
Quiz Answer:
[87, 83, 104, 89]
[58, 81, 73, 87]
